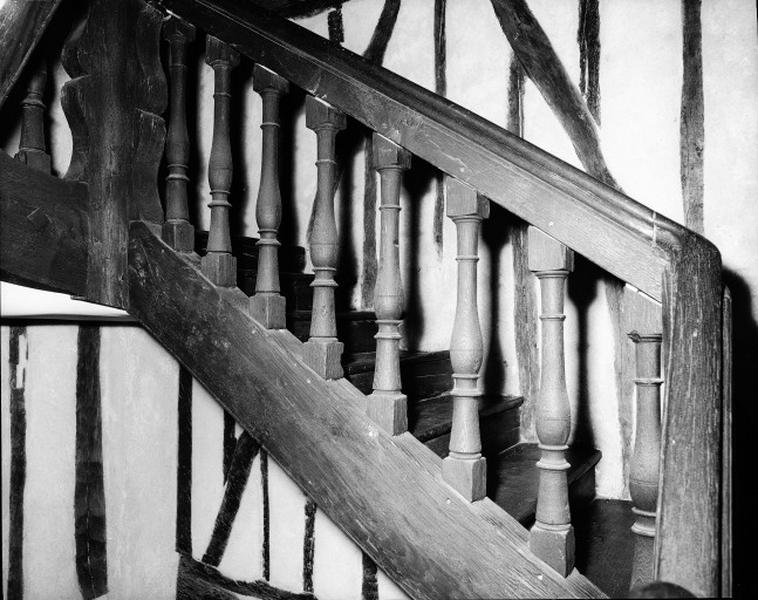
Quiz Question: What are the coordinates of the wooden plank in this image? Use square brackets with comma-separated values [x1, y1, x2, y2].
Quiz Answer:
[656, 237, 722, 597]
[0, 0, 64, 109]
[0, 152, 88, 295]
[721, 287, 732, 598]
[161, 0, 673, 301]
[127, 222, 605, 600]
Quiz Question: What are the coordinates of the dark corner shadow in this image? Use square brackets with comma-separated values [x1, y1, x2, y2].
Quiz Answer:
[480, 201, 512, 406]
[229, 59, 253, 238]
[333, 118, 364, 312]
[567, 253, 599, 452]
[400, 156, 436, 352]
[278, 86, 306, 249]
[722, 268, 758, 598]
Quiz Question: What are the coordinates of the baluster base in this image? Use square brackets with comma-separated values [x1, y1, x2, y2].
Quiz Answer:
[162, 220, 196, 252]
[302, 338, 344, 380]
[16, 149, 51, 173]
[250, 293, 286, 329]
[630, 530, 655, 590]
[442, 455, 486, 502]
[366, 391, 407, 435]
[202, 252, 237, 287]
[529, 522, 575, 576]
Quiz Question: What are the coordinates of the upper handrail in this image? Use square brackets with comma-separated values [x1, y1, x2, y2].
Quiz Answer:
[159, 0, 719, 304]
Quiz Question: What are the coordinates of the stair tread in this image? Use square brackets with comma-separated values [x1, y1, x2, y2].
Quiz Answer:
[343, 349, 450, 375]
[410, 393, 523, 443]
[574, 498, 635, 598]
[490, 443, 601, 525]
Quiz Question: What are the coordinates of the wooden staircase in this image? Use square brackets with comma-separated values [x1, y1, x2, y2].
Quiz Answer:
[0, 0, 729, 597]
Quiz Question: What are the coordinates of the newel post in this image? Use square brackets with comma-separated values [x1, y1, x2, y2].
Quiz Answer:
[161, 16, 196, 252]
[366, 134, 411, 435]
[628, 331, 662, 590]
[302, 96, 346, 379]
[528, 226, 575, 576]
[442, 178, 488, 502]
[250, 64, 289, 328]
[201, 35, 240, 287]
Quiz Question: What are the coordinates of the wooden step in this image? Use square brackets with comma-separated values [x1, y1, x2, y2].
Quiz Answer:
[412, 393, 523, 458]
[344, 350, 453, 399]
[287, 309, 378, 354]
[573, 498, 635, 598]
[195, 230, 306, 273]
[489, 443, 601, 526]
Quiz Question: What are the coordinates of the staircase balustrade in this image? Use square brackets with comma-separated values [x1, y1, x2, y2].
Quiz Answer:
[528, 226, 575, 576]
[250, 64, 289, 328]
[441, 178, 488, 502]
[366, 133, 411, 435]
[302, 96, 346, 380]
[161, 17, 196, 252]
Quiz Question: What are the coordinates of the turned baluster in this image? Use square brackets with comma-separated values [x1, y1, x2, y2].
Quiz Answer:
[15, 60, 51, 173]
[366, 134, 411, 434]
[528, 226, 575, 576]
[302, 97, 346, 379]
[628, 331, 663, 590]
[201, 35, 239, 286]
[250, 64, 289, 328]
[161, 17, 196, 252]
[441, 178, 488, 502]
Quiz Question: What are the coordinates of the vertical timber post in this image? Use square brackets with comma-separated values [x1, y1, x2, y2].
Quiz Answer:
[442, 178, 488, 502]
[15, 59, 51, 173]
[61, 0, 167, 307]
[528, 226, 575, 576]
[366, 133, 411, 435]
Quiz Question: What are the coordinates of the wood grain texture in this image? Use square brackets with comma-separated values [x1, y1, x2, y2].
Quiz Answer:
[7, 326, 27, 600]
[61, 0, 166, 307]
[577, 0, 600, 123]
[75, 325, 108, 599]
[680, 0, 705, 234]
[176, 365, 193, 554]
[127, 222, 605, 600]
[0, 152, 88, 295]
[0, 0, 63, 109]
[656, 236, 722, 597]
[490, 0, 615, 187]
[721, 287, 732, 598]
[15, 59, 52, 173]
[161, 0, 675, 302]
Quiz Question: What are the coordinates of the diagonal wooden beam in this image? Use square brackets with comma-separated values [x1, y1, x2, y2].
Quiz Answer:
[0, 152, 89, 295]
[0, 0, 64, 110]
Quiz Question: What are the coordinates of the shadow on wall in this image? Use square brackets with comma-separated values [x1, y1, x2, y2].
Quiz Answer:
[722, 268, 758, 598]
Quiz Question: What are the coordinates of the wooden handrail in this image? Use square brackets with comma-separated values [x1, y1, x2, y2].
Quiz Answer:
[155, 2, 723, 595]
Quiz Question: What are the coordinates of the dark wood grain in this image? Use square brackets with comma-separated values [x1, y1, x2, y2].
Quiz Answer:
[176, 365, 193, 554]
[680, 0, 705, 234]
[127, 222, 604, 600]
[0, 0, 63, 109]
[721, 287, 733, 598]
[577, 0, 601, 123]
[656, 236, 722, 597]
[75, 325, 108, 599]
[0, 152, 88, 295]
[7, 326, 27, 600]
[61, 0, 166, 307]
[162, 0, 675, 302]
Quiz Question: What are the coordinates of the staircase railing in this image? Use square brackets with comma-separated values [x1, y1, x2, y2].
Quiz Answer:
[0, 0, 725, 596]
[155, 1, 724, 596]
